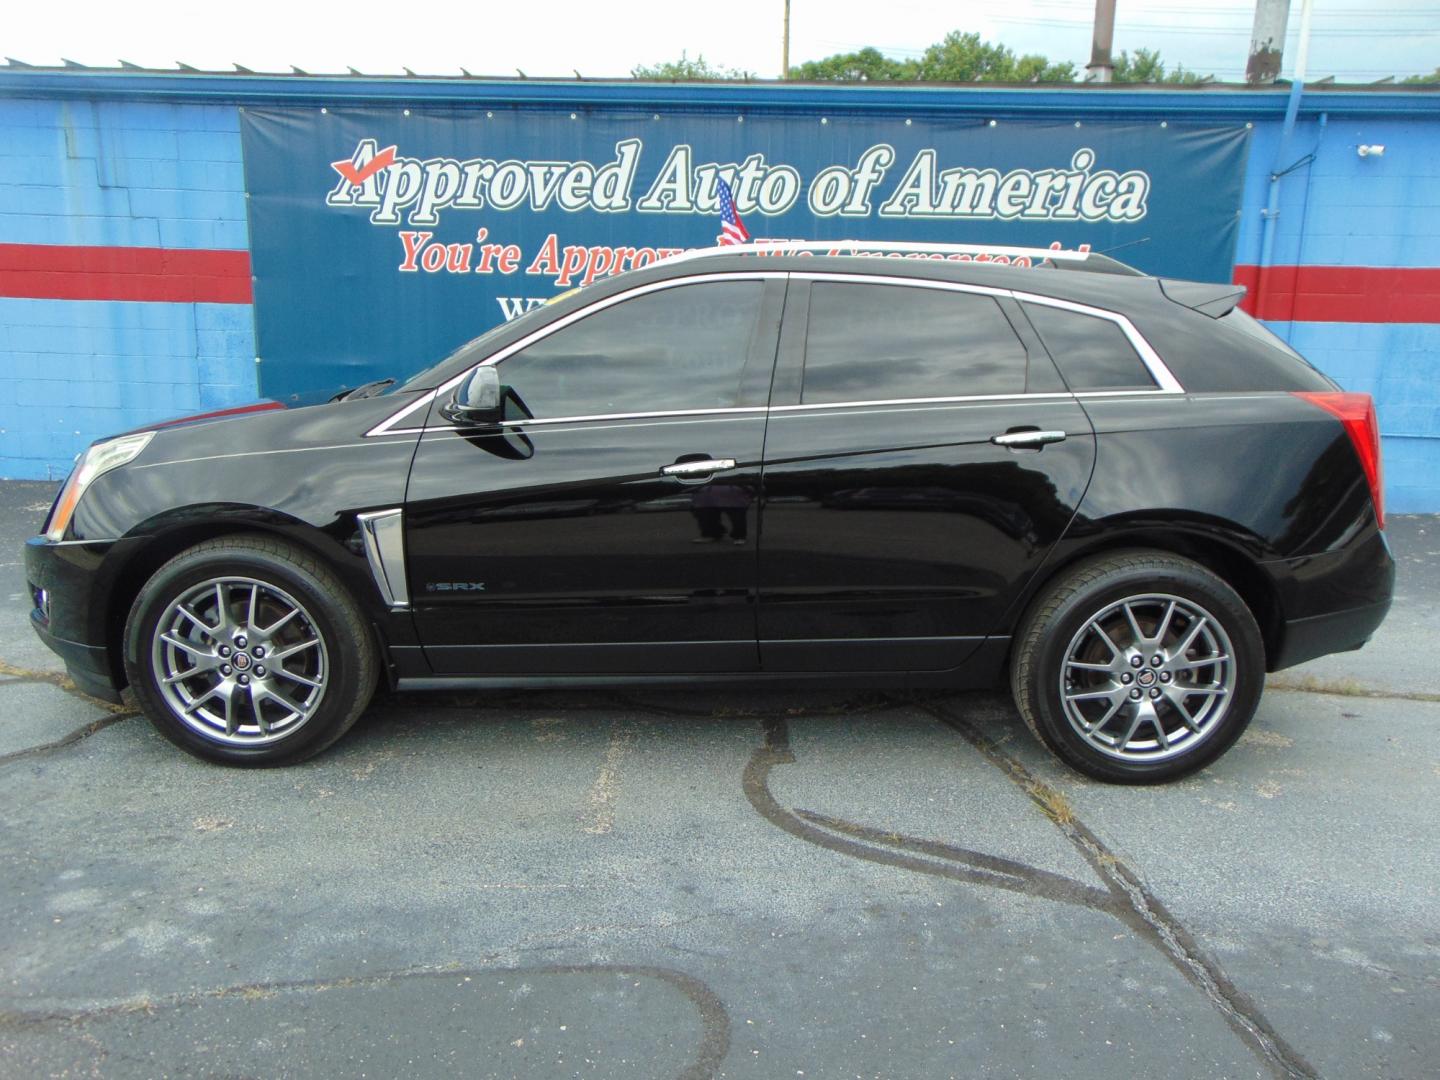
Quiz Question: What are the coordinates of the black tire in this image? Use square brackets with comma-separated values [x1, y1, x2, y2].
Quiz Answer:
[123, 535, 377, 766]
[1010, 550, 1264, 784]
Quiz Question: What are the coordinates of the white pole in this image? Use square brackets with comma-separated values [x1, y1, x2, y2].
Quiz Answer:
[782, 0, 791, 79]
[1293, 0, 1314, 83]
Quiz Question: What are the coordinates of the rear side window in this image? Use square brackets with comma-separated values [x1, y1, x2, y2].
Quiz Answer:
[1023, 303, 1157, 391]
[802, 283, 1028, 404]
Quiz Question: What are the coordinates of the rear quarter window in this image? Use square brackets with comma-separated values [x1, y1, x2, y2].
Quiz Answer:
[1023, 303, 1157, 391]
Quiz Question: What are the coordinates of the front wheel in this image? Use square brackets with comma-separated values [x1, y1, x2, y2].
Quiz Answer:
[1011, 551, 1265, 784]
[123, 535, 377, 765]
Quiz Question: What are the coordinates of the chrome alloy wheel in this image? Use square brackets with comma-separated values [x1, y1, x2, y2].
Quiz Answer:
[1058, 593, 1237, 763]
[151, 576, 329, 746]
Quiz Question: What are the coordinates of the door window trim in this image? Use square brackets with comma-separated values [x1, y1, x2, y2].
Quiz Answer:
[366, 271, 787, 437]
[789, 271, 1183, 398]
[368, 268, 1182, 436]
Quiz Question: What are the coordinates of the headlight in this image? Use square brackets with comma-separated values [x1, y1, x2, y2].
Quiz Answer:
[44, 431, 155, 542]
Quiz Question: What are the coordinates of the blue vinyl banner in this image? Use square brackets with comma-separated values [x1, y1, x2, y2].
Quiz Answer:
[240, 106, 1249, 400]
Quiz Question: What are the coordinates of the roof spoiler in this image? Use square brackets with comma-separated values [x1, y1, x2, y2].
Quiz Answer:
[1158, 278, 1248, 318]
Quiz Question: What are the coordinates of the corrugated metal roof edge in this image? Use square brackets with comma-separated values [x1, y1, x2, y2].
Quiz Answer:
[0, 67, 1435, 118]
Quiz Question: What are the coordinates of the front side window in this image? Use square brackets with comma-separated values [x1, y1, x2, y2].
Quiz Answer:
[1022, 302, 1158, 391]
[801, 283, 1028, 404]
[498, 280, 764, 419]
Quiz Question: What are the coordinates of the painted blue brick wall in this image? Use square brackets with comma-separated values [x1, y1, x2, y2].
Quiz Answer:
[0, 99, 249, 250]
[1238, 117, 1440, 269]
[1269, 320, 1440, 514]
[0, 97, 256, 479]
[1240, 114, 1440, 513]
[0, 298, 256, 479]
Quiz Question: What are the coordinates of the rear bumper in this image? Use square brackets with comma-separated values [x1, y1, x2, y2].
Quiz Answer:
[24, 535, 126, 703]
[1265, 525, 1395, 671]
[1270, 598, 1392, 672]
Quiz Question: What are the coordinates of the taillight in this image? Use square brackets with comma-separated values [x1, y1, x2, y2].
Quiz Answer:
[1293, 391, 1385, 530]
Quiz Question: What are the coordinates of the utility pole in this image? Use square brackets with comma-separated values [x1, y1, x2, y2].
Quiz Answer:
[1246, 0, 1292, 85]
[1086, 0, 1116, 83]
[782, 0, 791, 78]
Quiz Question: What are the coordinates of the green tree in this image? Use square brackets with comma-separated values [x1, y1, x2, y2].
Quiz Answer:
[789, 46, 918, 82]
[912, 31, 1077, 83]
[1111, 48, 1208, 85]
[792, 32, 1076, 83]
[1401, 67, 1440, 84]
[631, 51, 754, 80]
[636, 35, 1216, 87]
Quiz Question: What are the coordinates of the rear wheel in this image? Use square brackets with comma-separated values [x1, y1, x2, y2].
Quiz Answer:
[1011, 551, 1264, 783]
[124, 536, 377, 765]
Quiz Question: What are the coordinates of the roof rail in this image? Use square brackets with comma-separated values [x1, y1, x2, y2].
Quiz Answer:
[665, 240, 1099, 267]
[665, 240, 1148, 276]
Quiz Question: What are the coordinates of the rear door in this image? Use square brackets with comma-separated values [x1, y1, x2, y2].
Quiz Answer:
[756, 274, 1096, 672]
[404, 273, 784, 675]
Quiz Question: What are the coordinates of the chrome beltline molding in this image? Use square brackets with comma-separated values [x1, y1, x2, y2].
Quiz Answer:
[411, 391, 1181, 440]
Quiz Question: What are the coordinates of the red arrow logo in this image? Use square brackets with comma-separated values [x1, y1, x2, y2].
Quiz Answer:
[331, 144, 398, 187]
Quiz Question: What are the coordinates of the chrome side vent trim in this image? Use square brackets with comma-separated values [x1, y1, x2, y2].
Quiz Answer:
[356, 509, 409, 610]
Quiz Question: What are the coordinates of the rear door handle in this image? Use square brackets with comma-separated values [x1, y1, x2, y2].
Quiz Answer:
[991, 429, 1067, 448]
[661, 458, 737, 478]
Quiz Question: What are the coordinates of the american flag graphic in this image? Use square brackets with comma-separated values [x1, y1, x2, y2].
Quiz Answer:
[716, 178, 751, 246]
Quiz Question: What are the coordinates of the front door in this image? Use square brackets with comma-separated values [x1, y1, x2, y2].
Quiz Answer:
[757, 276, 1096, 672]
[404, 275, 783, 675]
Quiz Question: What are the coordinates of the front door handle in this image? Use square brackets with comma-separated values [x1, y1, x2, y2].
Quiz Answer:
[661, 458, 737, 478]
[991, 429, 1067, 449]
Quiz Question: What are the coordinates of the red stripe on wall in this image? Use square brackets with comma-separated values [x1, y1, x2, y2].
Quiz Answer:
[1233, 264, 1440, 324]
[0, 243, 252, 304]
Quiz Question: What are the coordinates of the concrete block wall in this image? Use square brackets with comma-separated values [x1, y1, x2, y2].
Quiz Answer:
[1234, 115, 1440, 512]
[0, 98, 256, 479]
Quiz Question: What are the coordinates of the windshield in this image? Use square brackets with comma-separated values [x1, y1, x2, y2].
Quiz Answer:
[395, 302, 555, 392]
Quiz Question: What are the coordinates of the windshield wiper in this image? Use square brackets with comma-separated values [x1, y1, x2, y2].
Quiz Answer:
[332, 378, 396, 402]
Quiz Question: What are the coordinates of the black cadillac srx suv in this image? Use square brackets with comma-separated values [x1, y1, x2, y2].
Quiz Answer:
[24, 243, 1393, 782]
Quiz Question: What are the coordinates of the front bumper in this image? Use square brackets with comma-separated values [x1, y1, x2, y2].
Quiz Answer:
[28, 613, 123, 703]
[24, 535, 127, 703]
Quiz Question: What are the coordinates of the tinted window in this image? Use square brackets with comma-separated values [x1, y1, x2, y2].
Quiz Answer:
[500, 281, 763, 418]
[802, 283, 1027, 404]
[1023, 303, 1157, 391]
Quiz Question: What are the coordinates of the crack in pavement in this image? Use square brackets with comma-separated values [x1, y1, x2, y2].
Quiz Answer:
[744, 701, 1319, 1080]
[0, 657, 137, 766]
[0, 658, 132, 714]
[928, 703, 1321, 1080]
[0, 962, 731, 1080]
[0, 713, 133, 767]
[1266, 679, 1440, 704]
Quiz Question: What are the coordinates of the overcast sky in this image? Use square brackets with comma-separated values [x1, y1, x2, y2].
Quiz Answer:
[4, 0, 1437, 83]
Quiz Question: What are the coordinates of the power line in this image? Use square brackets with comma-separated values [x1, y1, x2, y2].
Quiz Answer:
[1029, 0, 1436, 12]
[989, 16, 1438, 34]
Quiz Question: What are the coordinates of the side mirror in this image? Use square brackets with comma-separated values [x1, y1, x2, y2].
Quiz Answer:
[443, 366, 503, 427]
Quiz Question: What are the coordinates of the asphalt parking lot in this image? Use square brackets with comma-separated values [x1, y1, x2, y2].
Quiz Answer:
[0, 478, 1436, 1079]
